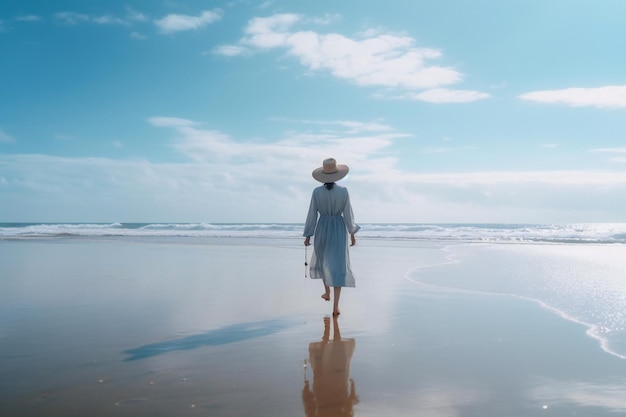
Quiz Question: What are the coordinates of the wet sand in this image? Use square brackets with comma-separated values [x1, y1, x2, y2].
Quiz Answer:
[2, 238, 626, 416]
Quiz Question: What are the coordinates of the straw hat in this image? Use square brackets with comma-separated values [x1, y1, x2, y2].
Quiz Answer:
[312, 158, 349, 183]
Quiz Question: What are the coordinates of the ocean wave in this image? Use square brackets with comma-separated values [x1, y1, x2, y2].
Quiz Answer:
[2, 222, 626, 243]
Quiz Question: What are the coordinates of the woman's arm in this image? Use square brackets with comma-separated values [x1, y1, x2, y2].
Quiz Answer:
[303, 190, 318, 238]
[342, 190, 360, 235]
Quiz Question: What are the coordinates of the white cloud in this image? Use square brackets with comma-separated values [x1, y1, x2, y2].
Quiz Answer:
[590, 147, 626, 153]
[519, 86, 626, 109]
[308, 13, 341, 25]
[295, 119, 394, 134]
[392, 170, 626, 187]
[148, 116, 198, 128]
[217, 13, 488, 102]
[152, 115, 405, 164]
[54, 12, 91, 25]
[403, 88, 490, 103]
[420, 147, 471, 154]
[53, 11, 135, 26]
[5, 118, 626, 223]
[0, 130, 15, 143]
[243, 13, 300, 48]
[93, 15, 129, 25]
[126, 8, 148, 22]
[130, 31, 147, 40]
[212, 44, 248, 56]
[5, 154, 626, 223]
[153, 116, 626, 192]
[155, 10, 222, 33]
[16, 15, 41, 22]
[590, 148, 626, 164]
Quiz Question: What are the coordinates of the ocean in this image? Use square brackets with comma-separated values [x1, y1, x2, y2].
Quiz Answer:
[3, 222, 626, 243]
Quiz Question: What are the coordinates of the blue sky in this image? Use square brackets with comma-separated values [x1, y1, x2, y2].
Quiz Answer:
[2, 0, 626, 223]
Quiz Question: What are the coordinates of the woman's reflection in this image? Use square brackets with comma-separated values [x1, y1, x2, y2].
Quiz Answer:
[303, 317, 359, 416]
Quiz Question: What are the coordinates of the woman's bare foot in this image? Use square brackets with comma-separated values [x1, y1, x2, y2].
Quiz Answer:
[321, 293, 330, 301]
[332, 287, 341, 317]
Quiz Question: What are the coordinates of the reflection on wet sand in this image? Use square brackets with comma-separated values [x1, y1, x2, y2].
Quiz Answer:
[303, 317, 359, 417]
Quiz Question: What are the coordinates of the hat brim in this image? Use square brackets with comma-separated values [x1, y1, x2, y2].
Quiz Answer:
[312, 165, 349, 183]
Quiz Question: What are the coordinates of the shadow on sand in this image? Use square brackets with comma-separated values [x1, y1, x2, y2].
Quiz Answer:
[123, 318, 296, 361]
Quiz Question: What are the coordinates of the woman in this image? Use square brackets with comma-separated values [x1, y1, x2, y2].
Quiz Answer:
[304, 158, 360, 316]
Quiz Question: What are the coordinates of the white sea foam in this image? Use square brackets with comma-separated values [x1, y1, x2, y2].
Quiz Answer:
[405, 243, 626, 360]
[3, 222, 626, 243]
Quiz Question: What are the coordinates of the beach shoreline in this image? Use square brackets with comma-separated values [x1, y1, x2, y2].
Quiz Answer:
[2, 237, 626, 416]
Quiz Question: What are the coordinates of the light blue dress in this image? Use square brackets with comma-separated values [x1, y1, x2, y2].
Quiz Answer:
[304, 184, 360, 287]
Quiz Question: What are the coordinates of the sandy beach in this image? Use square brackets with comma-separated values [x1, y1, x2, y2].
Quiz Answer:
[2, 237, 626, 416]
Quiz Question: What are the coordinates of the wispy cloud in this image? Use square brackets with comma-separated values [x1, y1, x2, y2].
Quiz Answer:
[519, 86, 626, 109]
[212, 44, 248, 56]
[295, 119, 394, 134]
[590, 147, 626, 164]
[54, 10, 145, 26]
[148, 116, 199, 128]
[0, 130, 15, 143]
[420, 146, 473, 154]
[93, 15, 129, 25]
[308, 13, 341, 25]
[150, 115, 626, 192]
[16, 15, 42, 22]
[154, 10, 222, 34]
[215, 13, 488, 103]
[590, 147, 626, 153]
[395, 170, 626, 187]
[126, 8, 148, 22]
[401, 88, 490, 103]
[151, 115, 406, 165]
[5, 118, 626, 222]
[130, 31, 147, 40]
[54, 12, 91, 25]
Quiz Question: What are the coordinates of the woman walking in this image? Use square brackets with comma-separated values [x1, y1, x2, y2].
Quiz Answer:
[304, 158, 360, 316]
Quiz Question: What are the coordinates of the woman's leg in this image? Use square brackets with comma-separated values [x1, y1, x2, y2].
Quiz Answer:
[321, 283, 330, 301]
[333, 287, 342, 316]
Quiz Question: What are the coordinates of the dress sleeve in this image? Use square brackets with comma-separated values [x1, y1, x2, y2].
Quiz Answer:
[342, 190, 360, 235]
[303, 190, 318, 237]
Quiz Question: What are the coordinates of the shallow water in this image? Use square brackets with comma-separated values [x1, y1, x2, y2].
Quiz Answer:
[3, 238, 626, 416]
[410, 243, 626, 359]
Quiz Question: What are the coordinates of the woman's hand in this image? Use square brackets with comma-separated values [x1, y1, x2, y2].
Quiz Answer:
[304, 236, 311, 246]
[350, 234, 356, 246]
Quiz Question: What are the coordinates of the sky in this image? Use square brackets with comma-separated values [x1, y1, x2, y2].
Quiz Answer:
[2, 0, 626, 223]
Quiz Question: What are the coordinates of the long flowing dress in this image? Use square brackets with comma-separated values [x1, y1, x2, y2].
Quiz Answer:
[303, 184, 360, 287]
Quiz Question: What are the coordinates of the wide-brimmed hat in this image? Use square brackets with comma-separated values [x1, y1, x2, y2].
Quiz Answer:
[312, 158, 349, 183]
